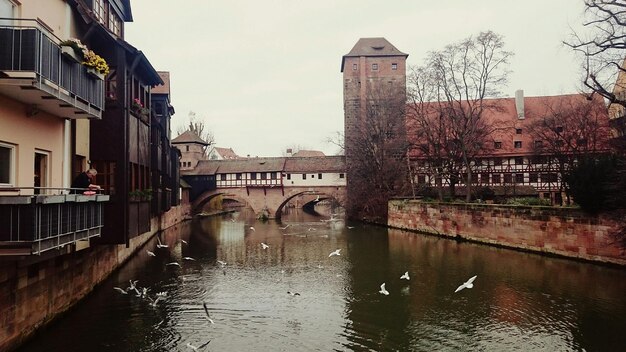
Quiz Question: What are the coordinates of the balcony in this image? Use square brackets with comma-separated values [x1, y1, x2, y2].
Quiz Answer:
[0, 19, 104, 119]
[0, 190, 109, 256]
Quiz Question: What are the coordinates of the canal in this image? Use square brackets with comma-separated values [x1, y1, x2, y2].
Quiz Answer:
[16, 207, 626, 351]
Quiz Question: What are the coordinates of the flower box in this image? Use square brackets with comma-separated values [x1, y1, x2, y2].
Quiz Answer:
[87, 67, 105, 80]
[61, 46, 82, 63]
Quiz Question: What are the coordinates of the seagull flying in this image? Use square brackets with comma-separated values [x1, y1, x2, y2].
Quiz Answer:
[183, 257, 196, 261]
[146, 250, 156, 257]
[328, 249, 341, 257]
[287, 291, 301, 296]
[181, 239, 188, 245]
[455, 275, 477, 293]
[347, 226, 355, 229]
[379, 283, 390, 295]
[203, 302, 215, 324]
[156, 237, 168, 248]
[166, 262, 181, 267]
[400, 272, 410, 280]
[113, 287, 128, 294]
[261, 242, 269, 249]
[147, 296, 163, 307]
[249, 226, 255, 232]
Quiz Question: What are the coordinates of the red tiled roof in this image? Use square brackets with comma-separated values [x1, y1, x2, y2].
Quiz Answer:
[151, 71, 170, 95]
[406, 93, 609, 158]
[291, 150, 325, 157]
[214, 147, 240, 159]
[172, 130, 209, 145]
[342, 38, 408, 72]
[284, 156, 345, 173]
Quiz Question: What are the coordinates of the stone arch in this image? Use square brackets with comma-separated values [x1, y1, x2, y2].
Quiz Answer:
[193, 190, 255, 214]
[274, 190, 338, 219]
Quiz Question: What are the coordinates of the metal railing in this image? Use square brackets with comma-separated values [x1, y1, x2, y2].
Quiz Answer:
[0, 18, 104, 111]
[0, 187, 109, 255]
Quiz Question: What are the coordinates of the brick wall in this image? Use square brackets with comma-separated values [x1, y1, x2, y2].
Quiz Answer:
[388, 200, 626, 266]
[0, 204, 189, 352]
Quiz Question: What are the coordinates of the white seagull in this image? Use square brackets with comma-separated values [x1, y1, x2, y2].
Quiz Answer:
[400, 272, 410, 280]
[203, 302, 215, 324]
[146, 250, 156, 257]
[261, 242, 269, 249]
[347, 226, 355, 229]
[156, 237, 168, 249]
[183, 257, 196, 261]
[455, 275, 478, 293]
[314, 195, 320, 202]
[113, 287, 128, 294]
[166, 262, 181, 267]
[147, 295, 163, 307]
[328, 249, 341, 257]
[379, 283, 390, 295]
[249, 226, 256, 232]
[217, 260, 227, 267]
[181, 239, 188, 245]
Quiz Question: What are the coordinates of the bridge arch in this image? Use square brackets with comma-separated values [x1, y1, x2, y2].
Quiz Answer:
[193, 186, 346, 219]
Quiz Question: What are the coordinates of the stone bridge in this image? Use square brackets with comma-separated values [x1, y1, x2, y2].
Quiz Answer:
[193, 186, 346, 219]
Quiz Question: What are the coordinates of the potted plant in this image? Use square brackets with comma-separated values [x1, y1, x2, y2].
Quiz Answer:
[132, 98, 150, 121]
[83, 50, 109, 79]
[59, 38, 87, 63]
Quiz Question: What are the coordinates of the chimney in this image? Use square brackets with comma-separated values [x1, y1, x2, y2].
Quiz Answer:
[515, 90, 524, 119]
[286, 148, 293, 157]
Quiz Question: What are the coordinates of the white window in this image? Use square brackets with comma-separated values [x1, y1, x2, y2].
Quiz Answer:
[0, 142, 16, 186]
[391, 63, 397, 70]
[109, 11, 122, 37]
[93, 0, 106, 24]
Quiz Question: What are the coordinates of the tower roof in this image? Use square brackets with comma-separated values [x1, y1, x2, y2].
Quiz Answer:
[172, 130, 210, 146]
[341, 37, 408, 72]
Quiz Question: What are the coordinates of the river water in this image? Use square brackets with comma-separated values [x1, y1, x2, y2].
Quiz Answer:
[16, 207, 626, 351]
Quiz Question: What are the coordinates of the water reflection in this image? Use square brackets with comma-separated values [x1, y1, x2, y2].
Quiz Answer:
[16, 207, 626, 352]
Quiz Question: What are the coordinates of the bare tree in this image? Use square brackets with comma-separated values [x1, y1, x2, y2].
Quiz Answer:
[345, 85, 410, 221]
[527, 94, 612, 203]
[407, 31, 513, 201]
[566, 0, 626, 108]
[175, 111, 215, 150]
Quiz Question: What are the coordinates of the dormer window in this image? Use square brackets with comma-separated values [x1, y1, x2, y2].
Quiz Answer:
[93, 0, 106, 23]
[372, 46, 385, 50]
[109, 12, 122, 37]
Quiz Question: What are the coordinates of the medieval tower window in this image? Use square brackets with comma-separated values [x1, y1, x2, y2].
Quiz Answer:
[352, 63, 357, 70]
[392, 63, 397, 70]
[372, 63, 378, 71]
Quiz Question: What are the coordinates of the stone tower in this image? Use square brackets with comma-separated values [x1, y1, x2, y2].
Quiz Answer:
[341, 38, 408, 218]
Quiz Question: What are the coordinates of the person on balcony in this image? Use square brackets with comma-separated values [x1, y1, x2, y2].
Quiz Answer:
[71, 168, 101, 194]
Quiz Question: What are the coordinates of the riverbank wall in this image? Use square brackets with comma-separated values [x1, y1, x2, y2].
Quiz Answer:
[0, 203, 190, 352]
[388, 200, 626, 266]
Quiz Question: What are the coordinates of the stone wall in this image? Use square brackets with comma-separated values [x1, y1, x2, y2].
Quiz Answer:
[0, 204, 188, 352]
[388, 200, 626, 266]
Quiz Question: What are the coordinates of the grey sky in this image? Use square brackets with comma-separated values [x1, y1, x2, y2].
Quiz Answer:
[125, 0, 587, 157]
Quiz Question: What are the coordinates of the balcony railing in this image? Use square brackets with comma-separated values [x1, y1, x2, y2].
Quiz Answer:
[0, 188, 109, 255]
[0, 18, 104, 119]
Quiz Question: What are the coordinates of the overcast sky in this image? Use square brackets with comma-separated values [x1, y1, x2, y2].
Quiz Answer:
[125, 0, 587, 157]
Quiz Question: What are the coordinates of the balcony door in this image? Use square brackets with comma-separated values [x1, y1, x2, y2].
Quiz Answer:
[34, 151, 49, 194]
